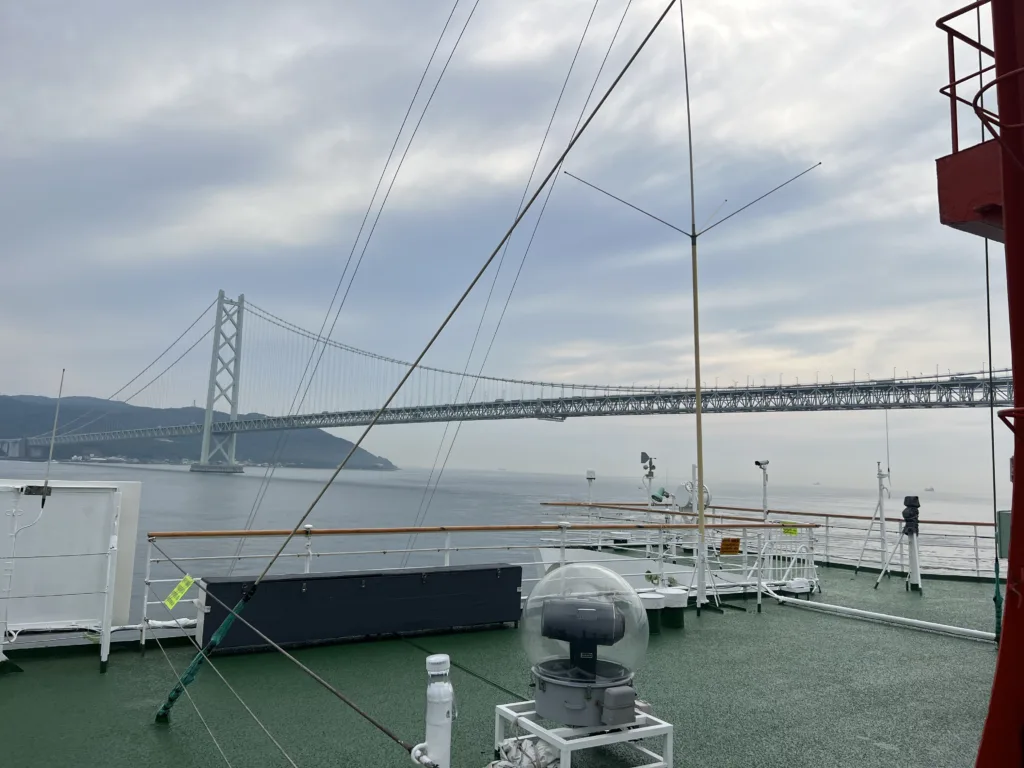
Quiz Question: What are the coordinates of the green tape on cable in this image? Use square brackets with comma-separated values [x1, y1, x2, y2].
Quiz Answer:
[154, 597, 246, 723]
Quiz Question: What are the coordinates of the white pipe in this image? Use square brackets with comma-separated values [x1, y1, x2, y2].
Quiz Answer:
[764, 586, 995, 642]
[908, 532, 922, 591]
[693, 464, 706, 606]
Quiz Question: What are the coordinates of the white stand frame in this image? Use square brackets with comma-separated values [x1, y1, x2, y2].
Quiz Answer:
[494, 700, 673, 768]
[854, 462, 890, 574]
[0, 484, 122, 672]
[875, 528, 923, 594]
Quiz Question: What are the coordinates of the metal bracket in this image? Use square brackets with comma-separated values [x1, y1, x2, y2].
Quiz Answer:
[998, 407, 1024, 433]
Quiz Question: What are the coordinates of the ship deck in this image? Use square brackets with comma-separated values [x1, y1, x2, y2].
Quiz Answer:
[1, 568, 998, 768]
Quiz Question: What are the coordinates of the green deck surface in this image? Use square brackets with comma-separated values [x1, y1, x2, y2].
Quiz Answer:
[2, 569, 998, 767]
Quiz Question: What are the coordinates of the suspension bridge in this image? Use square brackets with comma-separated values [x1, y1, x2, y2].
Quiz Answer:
[0, 290, 1012, 471]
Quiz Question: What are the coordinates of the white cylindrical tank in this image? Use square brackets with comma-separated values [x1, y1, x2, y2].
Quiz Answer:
[424, 654, 454, 768]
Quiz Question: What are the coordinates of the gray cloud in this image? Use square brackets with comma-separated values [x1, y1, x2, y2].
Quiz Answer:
[0, 0, 1009, 496]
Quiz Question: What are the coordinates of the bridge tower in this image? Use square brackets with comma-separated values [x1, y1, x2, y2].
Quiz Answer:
[190, 290, 245, 474]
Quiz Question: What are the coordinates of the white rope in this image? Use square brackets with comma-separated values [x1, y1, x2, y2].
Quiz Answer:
[148, 585, 300, 768]
[150, 631, 234, 767]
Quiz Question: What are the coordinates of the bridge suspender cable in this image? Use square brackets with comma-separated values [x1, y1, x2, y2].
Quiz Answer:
[29, 298, 216, 438]
[405, 0, 614, 559]
[228, 0, 473, 576]
[153, 0, 683, 724]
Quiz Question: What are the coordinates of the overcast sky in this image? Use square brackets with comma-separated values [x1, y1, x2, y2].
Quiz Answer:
[0, 1, 1011, 498]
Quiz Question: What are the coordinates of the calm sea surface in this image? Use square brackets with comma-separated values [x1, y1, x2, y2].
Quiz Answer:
[1, 460, 1001, 621]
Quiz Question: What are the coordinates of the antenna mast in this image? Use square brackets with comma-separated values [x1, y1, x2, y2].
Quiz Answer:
[679, 1, 709, 608]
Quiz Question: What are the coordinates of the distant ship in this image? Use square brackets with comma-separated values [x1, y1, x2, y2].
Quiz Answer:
[925, 486, 935, 492]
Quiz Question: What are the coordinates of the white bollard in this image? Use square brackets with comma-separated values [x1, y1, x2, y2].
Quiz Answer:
[423, 654, 454, 768]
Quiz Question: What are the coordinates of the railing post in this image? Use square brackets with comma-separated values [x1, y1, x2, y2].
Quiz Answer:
[947, 32, 958, 154]
[804, 526, 812, 580]
[658, 522, 666, 586]
[140, 538, 153, 652]
[756, 539, 764, 613]
[824, 516, 830, 566]
[303, 525, 313, 574]
[444, 532, 451, 567]
[559, 522, 568, 568]
[973, 524, 981, 578]
[899, 530, 905, 576]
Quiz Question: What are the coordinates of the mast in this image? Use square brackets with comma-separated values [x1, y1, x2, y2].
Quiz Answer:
[680, 0, 707, 607]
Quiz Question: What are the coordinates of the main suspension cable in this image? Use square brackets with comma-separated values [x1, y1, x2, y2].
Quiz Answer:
[32, 298, 216, 437]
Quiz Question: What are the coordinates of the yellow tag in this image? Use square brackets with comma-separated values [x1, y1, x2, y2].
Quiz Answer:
[781, 523, 798, 536]
[164, 574, 195, 609]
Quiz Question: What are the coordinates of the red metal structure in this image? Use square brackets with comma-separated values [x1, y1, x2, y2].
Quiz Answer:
[936, 1, 1024, 765]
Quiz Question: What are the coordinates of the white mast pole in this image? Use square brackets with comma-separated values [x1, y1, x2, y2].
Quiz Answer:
[679, 2, 707, 606]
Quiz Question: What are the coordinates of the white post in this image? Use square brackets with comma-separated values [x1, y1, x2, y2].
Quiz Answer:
[559, 523, 568, 567]
[756, 540, 764, 613]
[877, 462, 888, 571]
[908, 530, 923, 592]
[99, 493, 121, 673]
[0, 492, 19, 667]
[694, 463, 706, 606]
[303, 525, 313, 575]
[443, 532, 451, 567]
[141, 538, 153, 651]
[761, 465, 769, 522]
[973, 525, 980, 578]
[658, 521, 666, 586]
[644, 474, 653, 557]
[424, 654, 454, 768]
[586, 469, 596, 548]
[757, 462, 769, 573]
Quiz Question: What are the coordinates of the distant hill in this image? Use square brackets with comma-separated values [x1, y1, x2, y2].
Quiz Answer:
[0, 395, 396, 470]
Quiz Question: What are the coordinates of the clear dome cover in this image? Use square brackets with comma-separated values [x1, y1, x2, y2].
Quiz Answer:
[522, 563, 649, 685]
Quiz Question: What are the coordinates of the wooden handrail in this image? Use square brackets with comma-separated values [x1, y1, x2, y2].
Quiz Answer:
[542, 501, 995, 527]
[147, 521, 817, 539]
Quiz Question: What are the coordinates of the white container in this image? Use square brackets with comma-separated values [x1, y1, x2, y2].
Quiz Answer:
[424, 654, 454, 768]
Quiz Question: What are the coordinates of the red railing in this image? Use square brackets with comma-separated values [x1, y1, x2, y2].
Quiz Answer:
[937, 0, 998, 153]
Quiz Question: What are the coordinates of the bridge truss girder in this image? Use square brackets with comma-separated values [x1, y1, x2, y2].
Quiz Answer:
[26, 376, 1013, 447]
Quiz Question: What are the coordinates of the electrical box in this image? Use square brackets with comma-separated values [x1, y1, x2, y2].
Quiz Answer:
[997, 510, 1012, 560]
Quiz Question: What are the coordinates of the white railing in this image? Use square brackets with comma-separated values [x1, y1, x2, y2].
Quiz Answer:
[711, 505, 1002, 579]
[541, 501, 1004, 580]
[139, 520, 818, 647]
[538, 507, 818, 595]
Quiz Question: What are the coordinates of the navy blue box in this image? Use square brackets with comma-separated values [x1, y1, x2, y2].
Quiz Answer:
[200, 563, 522, 653]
